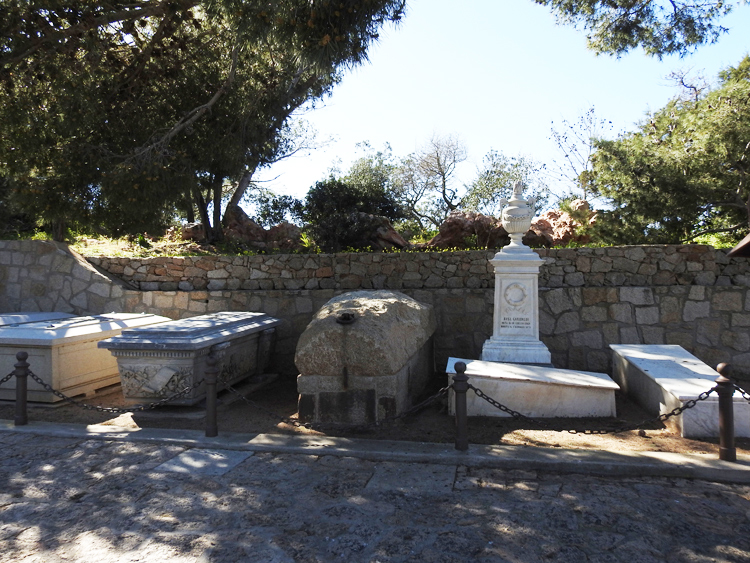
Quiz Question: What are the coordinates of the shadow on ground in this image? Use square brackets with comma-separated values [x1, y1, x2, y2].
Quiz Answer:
[1, 374, 748, 457]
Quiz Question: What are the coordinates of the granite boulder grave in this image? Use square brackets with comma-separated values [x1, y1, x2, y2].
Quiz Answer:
[296, 290, 436, 424]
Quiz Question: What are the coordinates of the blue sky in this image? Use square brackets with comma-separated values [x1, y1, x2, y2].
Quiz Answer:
[253, 0, 750, 205]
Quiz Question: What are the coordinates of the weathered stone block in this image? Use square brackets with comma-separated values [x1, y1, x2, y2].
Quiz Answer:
[295, 290, 435, 424]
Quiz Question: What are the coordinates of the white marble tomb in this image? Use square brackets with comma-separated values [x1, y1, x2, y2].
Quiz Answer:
[446, 358, 619, 418]
[610, 344, 750, 438]
[0, 313, 170, 403]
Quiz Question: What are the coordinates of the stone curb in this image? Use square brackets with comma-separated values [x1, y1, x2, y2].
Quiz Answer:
[3, 420, 750, 483]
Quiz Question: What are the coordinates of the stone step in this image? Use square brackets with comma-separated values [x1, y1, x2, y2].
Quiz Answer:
[446, 358, 619, 418]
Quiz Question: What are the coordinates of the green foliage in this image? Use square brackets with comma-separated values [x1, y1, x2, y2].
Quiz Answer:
[691, 232, 744, 248]
[393, 218, 437, 243]
[0, 0, 406, 240]
[252, 191, 304, 228]
[536, 0, 743, 58]
[589, 55, 750, 245]
[301, 176, 405, 252]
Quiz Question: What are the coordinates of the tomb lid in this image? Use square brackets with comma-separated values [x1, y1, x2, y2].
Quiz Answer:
[98, 311, 281, 351]
[609, 344, 726, 399]
[0, 313, 171, 346]
[446, 358, 620, 390]
[0, 312, 76, 327]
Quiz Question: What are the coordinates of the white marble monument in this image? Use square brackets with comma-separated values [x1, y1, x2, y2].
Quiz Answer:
[610, 344, 750, 438]
[447, 358, 618, 418]
[0, 313, 171, 403]
[481, 182, 551, 365]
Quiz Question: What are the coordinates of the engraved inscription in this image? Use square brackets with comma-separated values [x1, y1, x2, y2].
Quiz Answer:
[500, 316, 532, 330]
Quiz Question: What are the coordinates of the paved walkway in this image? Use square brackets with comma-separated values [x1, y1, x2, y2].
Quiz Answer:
[2, 422, 750, 563]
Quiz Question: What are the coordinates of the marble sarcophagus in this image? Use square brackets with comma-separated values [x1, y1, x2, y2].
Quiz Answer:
[98, 311, 280, 405]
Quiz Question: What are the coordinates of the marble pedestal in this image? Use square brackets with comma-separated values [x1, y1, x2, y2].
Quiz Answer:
[447, 358, 619, 418]
[481, 247, 551, 364]
[99, 312, 280, 405]
[610, 344, 750, 438]
[0, 313, 170, 403]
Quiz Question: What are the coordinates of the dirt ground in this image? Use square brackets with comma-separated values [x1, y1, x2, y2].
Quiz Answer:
[2, 374, 748, 458]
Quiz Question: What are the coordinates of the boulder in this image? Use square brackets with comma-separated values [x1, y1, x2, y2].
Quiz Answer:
[296, 290, 436, 424]
[181, 223, 206, 242]
[531, 200, 595, 247]
[426, 211, 509, 249]
[223, 204, 268, 243]
[266, 221, 304, 251]
[346, 212, 410, 251]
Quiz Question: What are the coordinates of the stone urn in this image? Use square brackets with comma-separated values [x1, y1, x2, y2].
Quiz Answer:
[497, 181, 536, 255]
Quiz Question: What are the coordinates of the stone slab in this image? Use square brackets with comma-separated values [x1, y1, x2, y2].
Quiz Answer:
[610, 344, 750, 438]
[154, 448, 254, 476]
[364, 461, 457, 494]
[446, 357, 618, 418]
[0, 312, 75, 327]
[0, 313, 171, 402]
[98, 311, 280, 351]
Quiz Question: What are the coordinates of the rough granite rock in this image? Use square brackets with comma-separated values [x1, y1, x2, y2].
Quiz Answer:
[346, 212, 410, 250]
[531, 200, 596, 247]
[295, 290, 436, 377]
[426, 211, 509, 249]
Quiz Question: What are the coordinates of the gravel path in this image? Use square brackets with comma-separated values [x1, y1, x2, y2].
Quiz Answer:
[2, 429, 750, 563]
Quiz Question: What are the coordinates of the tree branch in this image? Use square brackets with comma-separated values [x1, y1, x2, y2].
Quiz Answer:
[126, 39, 241, 164]
[1, 1, 192, 68]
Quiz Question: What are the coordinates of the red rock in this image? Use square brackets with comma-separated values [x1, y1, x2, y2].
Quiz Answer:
[426, 211, 508, 249]
[181, 223, 205, 241]
[530, 200, 595, 247]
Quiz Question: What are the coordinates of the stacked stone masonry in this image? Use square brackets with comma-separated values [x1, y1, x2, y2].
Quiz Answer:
[86, 245, 750, 292]
[4, 241, 750, 378]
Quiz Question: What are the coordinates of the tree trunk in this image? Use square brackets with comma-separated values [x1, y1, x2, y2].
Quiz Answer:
[210, 175, 224, 243]
[195, 187, 211, 241]
[185, 188, 195, 223]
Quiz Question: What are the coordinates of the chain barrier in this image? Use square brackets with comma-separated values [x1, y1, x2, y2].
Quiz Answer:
[732, 380, 750, 402]
[468, 383, 718, 435]
[24, 369, 205, 413]
[0, 372, 14, 386]
[217, 375, 451, 432]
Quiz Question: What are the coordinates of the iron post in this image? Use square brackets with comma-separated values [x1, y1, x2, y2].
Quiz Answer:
[715, 363, 736, 462]
[205, 353, 219, 437]
[453, 361, 469, 451]
[14, 351, 29, 426]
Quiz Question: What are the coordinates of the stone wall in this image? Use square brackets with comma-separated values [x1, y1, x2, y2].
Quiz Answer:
[86, 245, 750, 292]
[4, 241, 750, 379]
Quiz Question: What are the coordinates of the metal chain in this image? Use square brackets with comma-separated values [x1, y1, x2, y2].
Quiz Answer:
[653, 388, 716, 422]
[732, 381, 750, 402]
[26, 369, 205, 413]
[0, 372, 14, 386]
[218, 375, 451, 432]
[468, 383, 718, 435]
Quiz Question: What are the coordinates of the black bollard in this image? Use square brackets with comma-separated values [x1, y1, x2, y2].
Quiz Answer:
[14, 351, 29, 426]
[715, 363, 736, 463]
[205, 353, 219, 437]
[453, 361, 469, 452]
